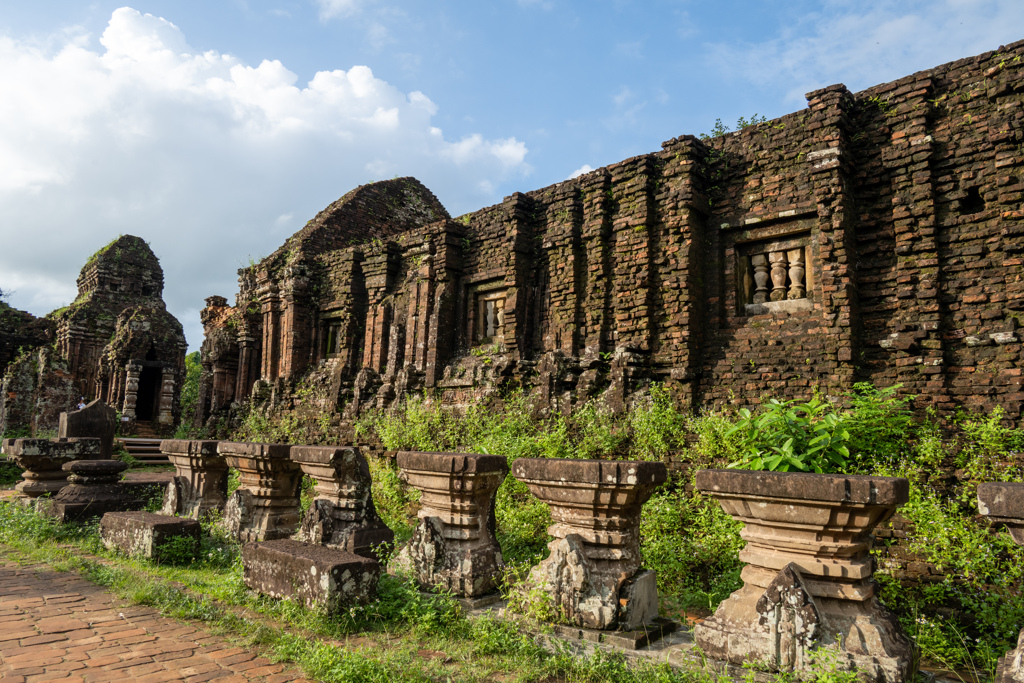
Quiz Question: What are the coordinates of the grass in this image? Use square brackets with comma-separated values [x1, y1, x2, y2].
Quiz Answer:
[4, 381, 1024, 681]
[0, 500, 725, 683]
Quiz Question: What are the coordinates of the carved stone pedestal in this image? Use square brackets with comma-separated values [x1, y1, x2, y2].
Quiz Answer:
[977, 482, 1024, 683]
[41, 460, 145, 523]
[291, 445, 394, 559]
[393, 451, 508, 597]
[218, 442, 301, 543]
[2, 438, 101, 499]
[512, 458, 667, 630]
[160, 439, 228, 519]
[694, 469, 915, 683]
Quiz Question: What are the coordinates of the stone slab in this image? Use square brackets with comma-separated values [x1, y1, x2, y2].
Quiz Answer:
[242, 539, 380, 614]
[695, 469, 909, 506]
[100, 511, 201, 560]
[58, 400, 117, 459]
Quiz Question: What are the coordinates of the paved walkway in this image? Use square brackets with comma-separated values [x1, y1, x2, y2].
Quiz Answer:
[0, 561, 312, 683]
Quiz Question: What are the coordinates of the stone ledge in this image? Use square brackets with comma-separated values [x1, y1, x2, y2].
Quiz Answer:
[396, 451, 507, 474]
[695, 469, 909, 506]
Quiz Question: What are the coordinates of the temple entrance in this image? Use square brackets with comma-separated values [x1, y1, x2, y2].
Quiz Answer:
[136, 365, 161, 421]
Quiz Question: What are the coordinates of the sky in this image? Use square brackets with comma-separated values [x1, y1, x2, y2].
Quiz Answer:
[1, 1, 1022, 353]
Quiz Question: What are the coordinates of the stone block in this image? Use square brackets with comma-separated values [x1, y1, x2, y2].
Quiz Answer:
[511, 458, 667, 630]
[218, 441, 301, 542]
[100, 511, 201, 560]
[291, 445, 394, 559]
[58, 400, 117, 459]
[393, 451, 507, 597]
[694, 469, 915, 683]
[242, 539, 379, 614]
[160, 439, 227, 519]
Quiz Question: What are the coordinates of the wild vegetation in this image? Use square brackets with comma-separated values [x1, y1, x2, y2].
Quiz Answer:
[3, 381, 1023, 681]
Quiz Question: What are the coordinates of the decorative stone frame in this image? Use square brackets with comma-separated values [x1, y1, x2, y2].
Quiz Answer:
[321, 315, 345, 358]
[464, 279, 508, 347]
[723, 215, 818, 317]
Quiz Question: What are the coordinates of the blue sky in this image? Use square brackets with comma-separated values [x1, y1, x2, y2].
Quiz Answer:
[1, 0, 1022, 352]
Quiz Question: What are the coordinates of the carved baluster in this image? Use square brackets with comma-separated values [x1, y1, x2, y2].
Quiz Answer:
[787, 248, 806, 300]
[752, 255, 770, 304]
[769, 252, 788, 302]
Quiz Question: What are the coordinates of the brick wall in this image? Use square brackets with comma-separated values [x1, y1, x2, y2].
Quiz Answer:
[200, 39, 1024, 426]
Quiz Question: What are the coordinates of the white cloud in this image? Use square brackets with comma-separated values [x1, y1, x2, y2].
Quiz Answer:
[0, 7, 529, 352]
[706, 0, 1024, 103]
[315, 0, 363, 21]
[568, 164, 593, 179]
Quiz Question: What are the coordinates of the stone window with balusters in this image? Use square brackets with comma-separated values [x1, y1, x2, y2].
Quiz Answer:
[736, 234, 814, 315]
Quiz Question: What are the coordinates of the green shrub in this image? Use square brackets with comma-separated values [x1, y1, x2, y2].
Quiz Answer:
[640, 477, 743, 612]
[727, 397, 851, 472]
[842, 382, 915, 468]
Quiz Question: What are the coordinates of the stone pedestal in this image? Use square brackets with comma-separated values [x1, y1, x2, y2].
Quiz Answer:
[160, 439, 228, 519]
[2, 438, 102, 499]
[40, 459, 145, 523]
[218, 442, 301, 543]
[977, 482, 1024, 683]
[512, 458, 667, 630]
[242, 539, 380, 614]
[694, 469, 914, 683]
[59, 400, 117, 459]
[100, 511, 201, 561]
[291, 445, 394, 559]
[393, 451, 508, 597]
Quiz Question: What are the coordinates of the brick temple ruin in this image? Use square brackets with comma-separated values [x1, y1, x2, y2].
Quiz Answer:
[197, 41, 1024, 427]
[0, 235, 187, 437]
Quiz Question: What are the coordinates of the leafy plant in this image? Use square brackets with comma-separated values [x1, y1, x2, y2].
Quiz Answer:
[727, 398, 851, 472]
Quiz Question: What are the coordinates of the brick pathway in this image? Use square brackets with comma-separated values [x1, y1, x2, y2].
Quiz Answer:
[0, 561, 313, 682]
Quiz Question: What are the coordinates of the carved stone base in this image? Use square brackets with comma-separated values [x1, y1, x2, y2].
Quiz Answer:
[393, 514, 503, 597]
[393, 451, 508, 598]
[995, 628, 1024, 683]
[697, 564, 912, 683]
[223, 487, 300, 543]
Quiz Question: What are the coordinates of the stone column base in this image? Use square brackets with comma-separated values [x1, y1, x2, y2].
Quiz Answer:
[694, 565, 914, 683]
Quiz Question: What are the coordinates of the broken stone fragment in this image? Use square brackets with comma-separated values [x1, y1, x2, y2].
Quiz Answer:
[290, 444, 394, 560]
[511, 457, 667, 631]
[218, 441, 301, 543]
[100, 511, 201, 561]
[392, 451, 508, 597]
[159, 439, 228, 519]
[694, 469, 915, 683]
[242, 539, 380, 614]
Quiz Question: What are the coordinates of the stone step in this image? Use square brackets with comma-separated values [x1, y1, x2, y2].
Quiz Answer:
[119, 437, 168, 463]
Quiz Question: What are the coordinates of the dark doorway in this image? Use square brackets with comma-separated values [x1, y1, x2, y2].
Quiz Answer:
[136, 366, 161, 421]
